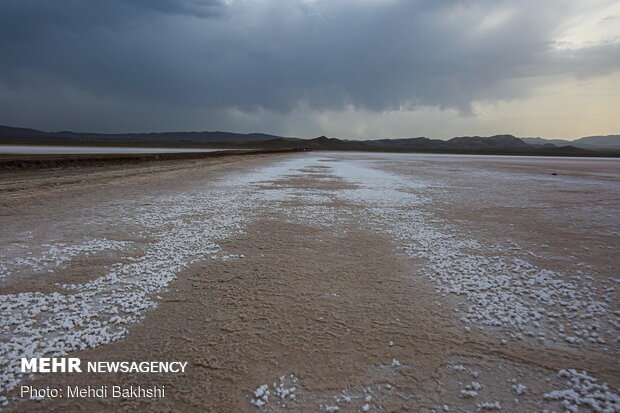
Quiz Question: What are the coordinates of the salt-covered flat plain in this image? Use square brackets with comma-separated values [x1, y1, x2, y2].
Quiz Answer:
[0, 151, 618, 412]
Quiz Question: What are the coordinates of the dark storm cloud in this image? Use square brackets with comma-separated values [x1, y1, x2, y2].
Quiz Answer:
[0, 0, 618, 131]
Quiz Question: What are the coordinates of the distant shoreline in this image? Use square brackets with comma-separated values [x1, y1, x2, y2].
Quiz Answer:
[0, 144, 247, 154]
[1, 141, 619, 159]
[0, 148, 298, 171]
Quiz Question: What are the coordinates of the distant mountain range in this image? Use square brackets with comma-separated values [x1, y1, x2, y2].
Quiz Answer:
[254, 134, 614, 155]
[1, 125, 619, 156]
[521, 135, 620, 150]
[0, 125, 295, 145]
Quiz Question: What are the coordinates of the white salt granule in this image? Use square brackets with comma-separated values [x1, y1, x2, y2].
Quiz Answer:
[476, 401, 502, 410]
[544, 369, 619, 412]
[512, 384, 527, 395]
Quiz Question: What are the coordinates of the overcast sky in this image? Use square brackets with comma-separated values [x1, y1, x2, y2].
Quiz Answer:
[1, 0, 619, 140]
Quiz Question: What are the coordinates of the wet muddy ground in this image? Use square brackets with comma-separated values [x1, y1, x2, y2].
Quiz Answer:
[1, 152, 618, 412]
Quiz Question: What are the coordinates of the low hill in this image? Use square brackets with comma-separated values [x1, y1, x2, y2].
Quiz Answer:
[1, 125, 617, 156]
[241, 134, 596, 155]
[575, 135, 620, 149]
[446, 134, 531, 150]
[0, 125, 296, 146]
[522, 135, 620, 150]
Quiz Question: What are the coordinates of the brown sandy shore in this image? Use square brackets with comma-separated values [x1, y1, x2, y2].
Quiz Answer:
[0, 151, 618, 412]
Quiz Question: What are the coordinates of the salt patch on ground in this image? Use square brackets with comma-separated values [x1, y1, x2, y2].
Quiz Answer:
[0, 155, 325, 395]
[250, 374, 300, 410]
[320, 158, 618, 351]
[2, 153, 618, 410]
[251, 155, 619, 411]
[0, 239, 131, 281]
[248, 362, 408, 411]
[543, 369, 619, 412]
[0, 191, 244, 392]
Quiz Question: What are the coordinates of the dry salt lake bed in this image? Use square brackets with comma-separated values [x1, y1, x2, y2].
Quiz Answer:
[0, 151, 618, 412]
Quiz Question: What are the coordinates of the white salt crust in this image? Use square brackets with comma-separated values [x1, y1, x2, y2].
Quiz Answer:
[243, 155, 619, 411]
[2, 154, 618, 411]
[0, 156, 324, 394]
